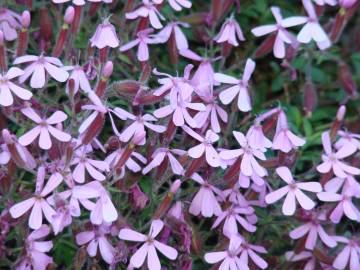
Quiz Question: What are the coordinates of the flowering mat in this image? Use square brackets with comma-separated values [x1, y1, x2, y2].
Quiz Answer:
[0, 0, 359, 270]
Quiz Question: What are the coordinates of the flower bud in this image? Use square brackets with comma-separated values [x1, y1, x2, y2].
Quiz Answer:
[102, 61, 113, 78]
[21, 11, 31, 28]
[339, 62, 358, 98]
[303, 81, 317, 117]
[64, 6, 75, 25]
[0, 30, 4, 46]
[170, 179, 181, 194]
[339, 0, 358, 8]
[336, 105, 346, 121]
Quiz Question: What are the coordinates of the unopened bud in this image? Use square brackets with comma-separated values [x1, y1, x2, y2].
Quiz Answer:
[21, 11, 31, 28]
[336, 105, 346, 121]
[0, 31, 4, 45]
[170, 179, 181, 194]
[303, 82, 317, 117]
[64, 6, 75, 25]
[102, 61, 113, 78]
[339, 0, 358, 8]
[2, 129, 13, 144]
[339, 62, 358, 98]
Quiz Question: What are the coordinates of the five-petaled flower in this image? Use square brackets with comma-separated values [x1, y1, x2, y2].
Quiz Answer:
[119, 219, 178, 270]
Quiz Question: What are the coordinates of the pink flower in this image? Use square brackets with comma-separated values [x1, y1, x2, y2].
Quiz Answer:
[0, 67, 32, 106]
[238, 238, 268, 269]
[78, 92, 107, 135]
[142, 147, 186, 175]
[189, 173, 222, 217]
[118, 219, 178, 270]
[113, 107, 166, 143]
[105, 147, 147, 178]
[204, 235, 249, 270]
[76, 222, 115, 264]
[289, 211, 337, 250]
[324, 174, 360, 197]
[64, 65, 92, 94]
[220, 131, 267, 177]
[251, 7, 306, 58]
[332, 236, 360, 270]
[179, 49, 219, 92]
[317, 190, 360, 223]
[167, 0, 192, 11]
[71, 147, 109, 183]
[154, 96, 205, 128]
[335, 130, 360, 151]
[246, 122, 272, 151]
[18, 107, 72, 150]
[316, 131, 359, 178]
[212, 205, 257, 236]
[126, 0, 165, 29]
[90, 18, 119, 49]
[9, 166, 60, 229]
[214, 17, 245, 46]
[285, 251, 317, 270]
[182, 126, 221, 167]
[297, 0, 331, 50]
[194, 86, 228, 133]
[17, 225, 53, 270]
[120, 28, 159, 62]
[272, 110, 306, 153]
[154, 21, 189, 50]
[238, 171, 266, 188]
[265, 166, 322, 215]
[14, 55, 69, 89]
[0, 8, 21, 41]
[1, 129, 36, 169]
[153, 65, 194, 101]
[214, 58, 255, 112]
[87, 181, 118, 225]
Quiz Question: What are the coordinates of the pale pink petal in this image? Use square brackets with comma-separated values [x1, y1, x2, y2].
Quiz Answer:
[294, 189, 315, 210]
[289, 223, 311, 239]
[265, 186, 289, 204]
[130, 243, 149, 268]
[154, 240, 178, 260]
[276, 166, 293, 184]
[282, 191, 296, 215]
[251, 25, 277, 36]
[76, 231, 95, 245]
[39, 128, 52, 150]
[9, 197, 36, 218]
[47, 126, 71, 142]
[119, 228, 147, 242]
[18, 126, 41, 146]
[333, 246, 351, 270]
[204, 251, 227, 263]
[30, 64, 46, 88]
[29, 201, 43, 229]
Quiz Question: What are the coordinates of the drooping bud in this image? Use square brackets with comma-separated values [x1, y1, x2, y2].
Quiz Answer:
[303, 81, 317, 117]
